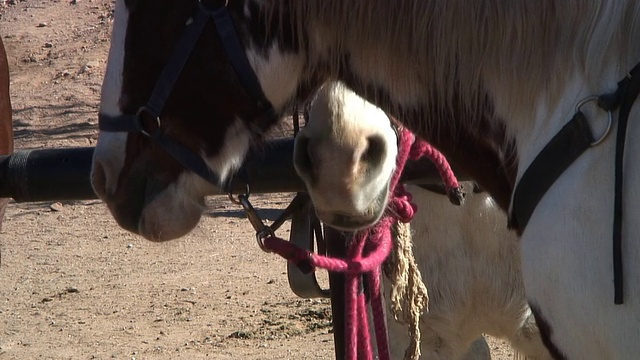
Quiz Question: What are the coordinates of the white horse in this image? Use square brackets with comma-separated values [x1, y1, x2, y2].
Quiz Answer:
[294, 82, 550, 360]
[92, 1, 640, 357]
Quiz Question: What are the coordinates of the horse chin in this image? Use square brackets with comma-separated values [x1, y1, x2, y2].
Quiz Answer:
[313, 187, 389, 232]
[318, 210, 383, 232]
[138, 193, 204, 242]
[101, 172, 209, 242]
[136, 175, 209, 241]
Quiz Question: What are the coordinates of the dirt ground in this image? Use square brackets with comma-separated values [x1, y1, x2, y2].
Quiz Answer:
[0, 1, 515, 359]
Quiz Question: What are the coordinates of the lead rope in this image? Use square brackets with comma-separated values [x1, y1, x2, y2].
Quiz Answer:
[250, 127, 461, 360]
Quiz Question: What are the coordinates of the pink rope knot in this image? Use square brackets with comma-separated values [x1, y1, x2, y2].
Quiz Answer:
[390, 184, 417, 223]
[347, 259, 365, 273]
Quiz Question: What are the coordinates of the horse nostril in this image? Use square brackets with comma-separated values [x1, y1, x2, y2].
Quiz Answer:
[361, 135, 386, 167]
[293, 135, 315, 181]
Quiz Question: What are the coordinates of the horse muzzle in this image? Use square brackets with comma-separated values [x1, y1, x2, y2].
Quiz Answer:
[92, 157, 205, 242]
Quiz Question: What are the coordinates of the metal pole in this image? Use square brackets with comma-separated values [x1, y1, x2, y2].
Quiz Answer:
[0, 140, 468, 202]
[0, 139, 306, 202]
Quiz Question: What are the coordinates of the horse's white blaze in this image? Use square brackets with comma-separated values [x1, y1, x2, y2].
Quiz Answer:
[203, 118, 252, 182]
[92, 132, 127, 196]
[139, 118, 251, 230]
[140, 118, 253, 237]
[95, 0, 251, 194]
[338, 91, 397, 212]
[92, 0, 128, 196]
[243, 0, 304, 110]
[245, 43, 305, 111]
[100, 0, 127, 120]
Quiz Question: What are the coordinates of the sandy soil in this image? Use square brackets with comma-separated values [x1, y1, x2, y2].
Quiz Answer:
[0, 1, 515, 359]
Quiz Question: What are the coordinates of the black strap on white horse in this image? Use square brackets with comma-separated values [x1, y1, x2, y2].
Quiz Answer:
[509, 113, 594, 230]
[99, 1, 276, 189]
[510, 62, 640, 305]
[605, 62, 640, 304]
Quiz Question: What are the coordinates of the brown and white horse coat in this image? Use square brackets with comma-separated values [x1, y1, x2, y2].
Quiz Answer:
[92, 1, 640, 357]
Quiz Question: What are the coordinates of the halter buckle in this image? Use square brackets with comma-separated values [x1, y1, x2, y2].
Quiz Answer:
[136, 107, 162, 137]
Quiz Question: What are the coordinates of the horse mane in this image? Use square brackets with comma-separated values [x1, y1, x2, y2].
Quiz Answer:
[266, 0, 640, 123]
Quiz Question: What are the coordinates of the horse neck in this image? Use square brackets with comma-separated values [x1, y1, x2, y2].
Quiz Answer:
[258, 0, 638, 209]
[291, 2, 637, 107]
[429, 119, 516, 213]
[287, 0, 639, 207]
[410, 101, 517, 214]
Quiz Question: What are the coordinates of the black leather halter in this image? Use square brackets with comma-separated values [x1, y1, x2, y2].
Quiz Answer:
[510, 62, 640, 305]
[98, 1, 276, 189]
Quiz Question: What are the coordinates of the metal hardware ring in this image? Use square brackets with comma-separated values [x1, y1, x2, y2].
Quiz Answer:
[227, 183, 251, 205]
[575, 96, 613, 147]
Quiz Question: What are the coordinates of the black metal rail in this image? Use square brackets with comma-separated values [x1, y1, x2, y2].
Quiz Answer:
[0, 138, 463, 202]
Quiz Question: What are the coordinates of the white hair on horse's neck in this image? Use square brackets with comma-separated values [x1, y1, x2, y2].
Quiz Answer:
[265, 0, 640, 123]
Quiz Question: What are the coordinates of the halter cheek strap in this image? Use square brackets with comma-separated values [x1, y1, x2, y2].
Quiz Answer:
[99, 2, 277, 189]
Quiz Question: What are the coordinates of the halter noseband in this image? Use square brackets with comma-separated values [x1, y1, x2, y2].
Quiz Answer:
[98, 1, 276, 189]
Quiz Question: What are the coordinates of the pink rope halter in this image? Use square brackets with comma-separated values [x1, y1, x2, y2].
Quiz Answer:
[264, 125, 461, 360]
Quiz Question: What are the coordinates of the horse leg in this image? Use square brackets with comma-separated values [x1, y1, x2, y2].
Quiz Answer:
[507, 311, 551, 359]
[387, 315, 491, 360]
[418, 334, 491, 360]
[462, 337, 492, 360]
